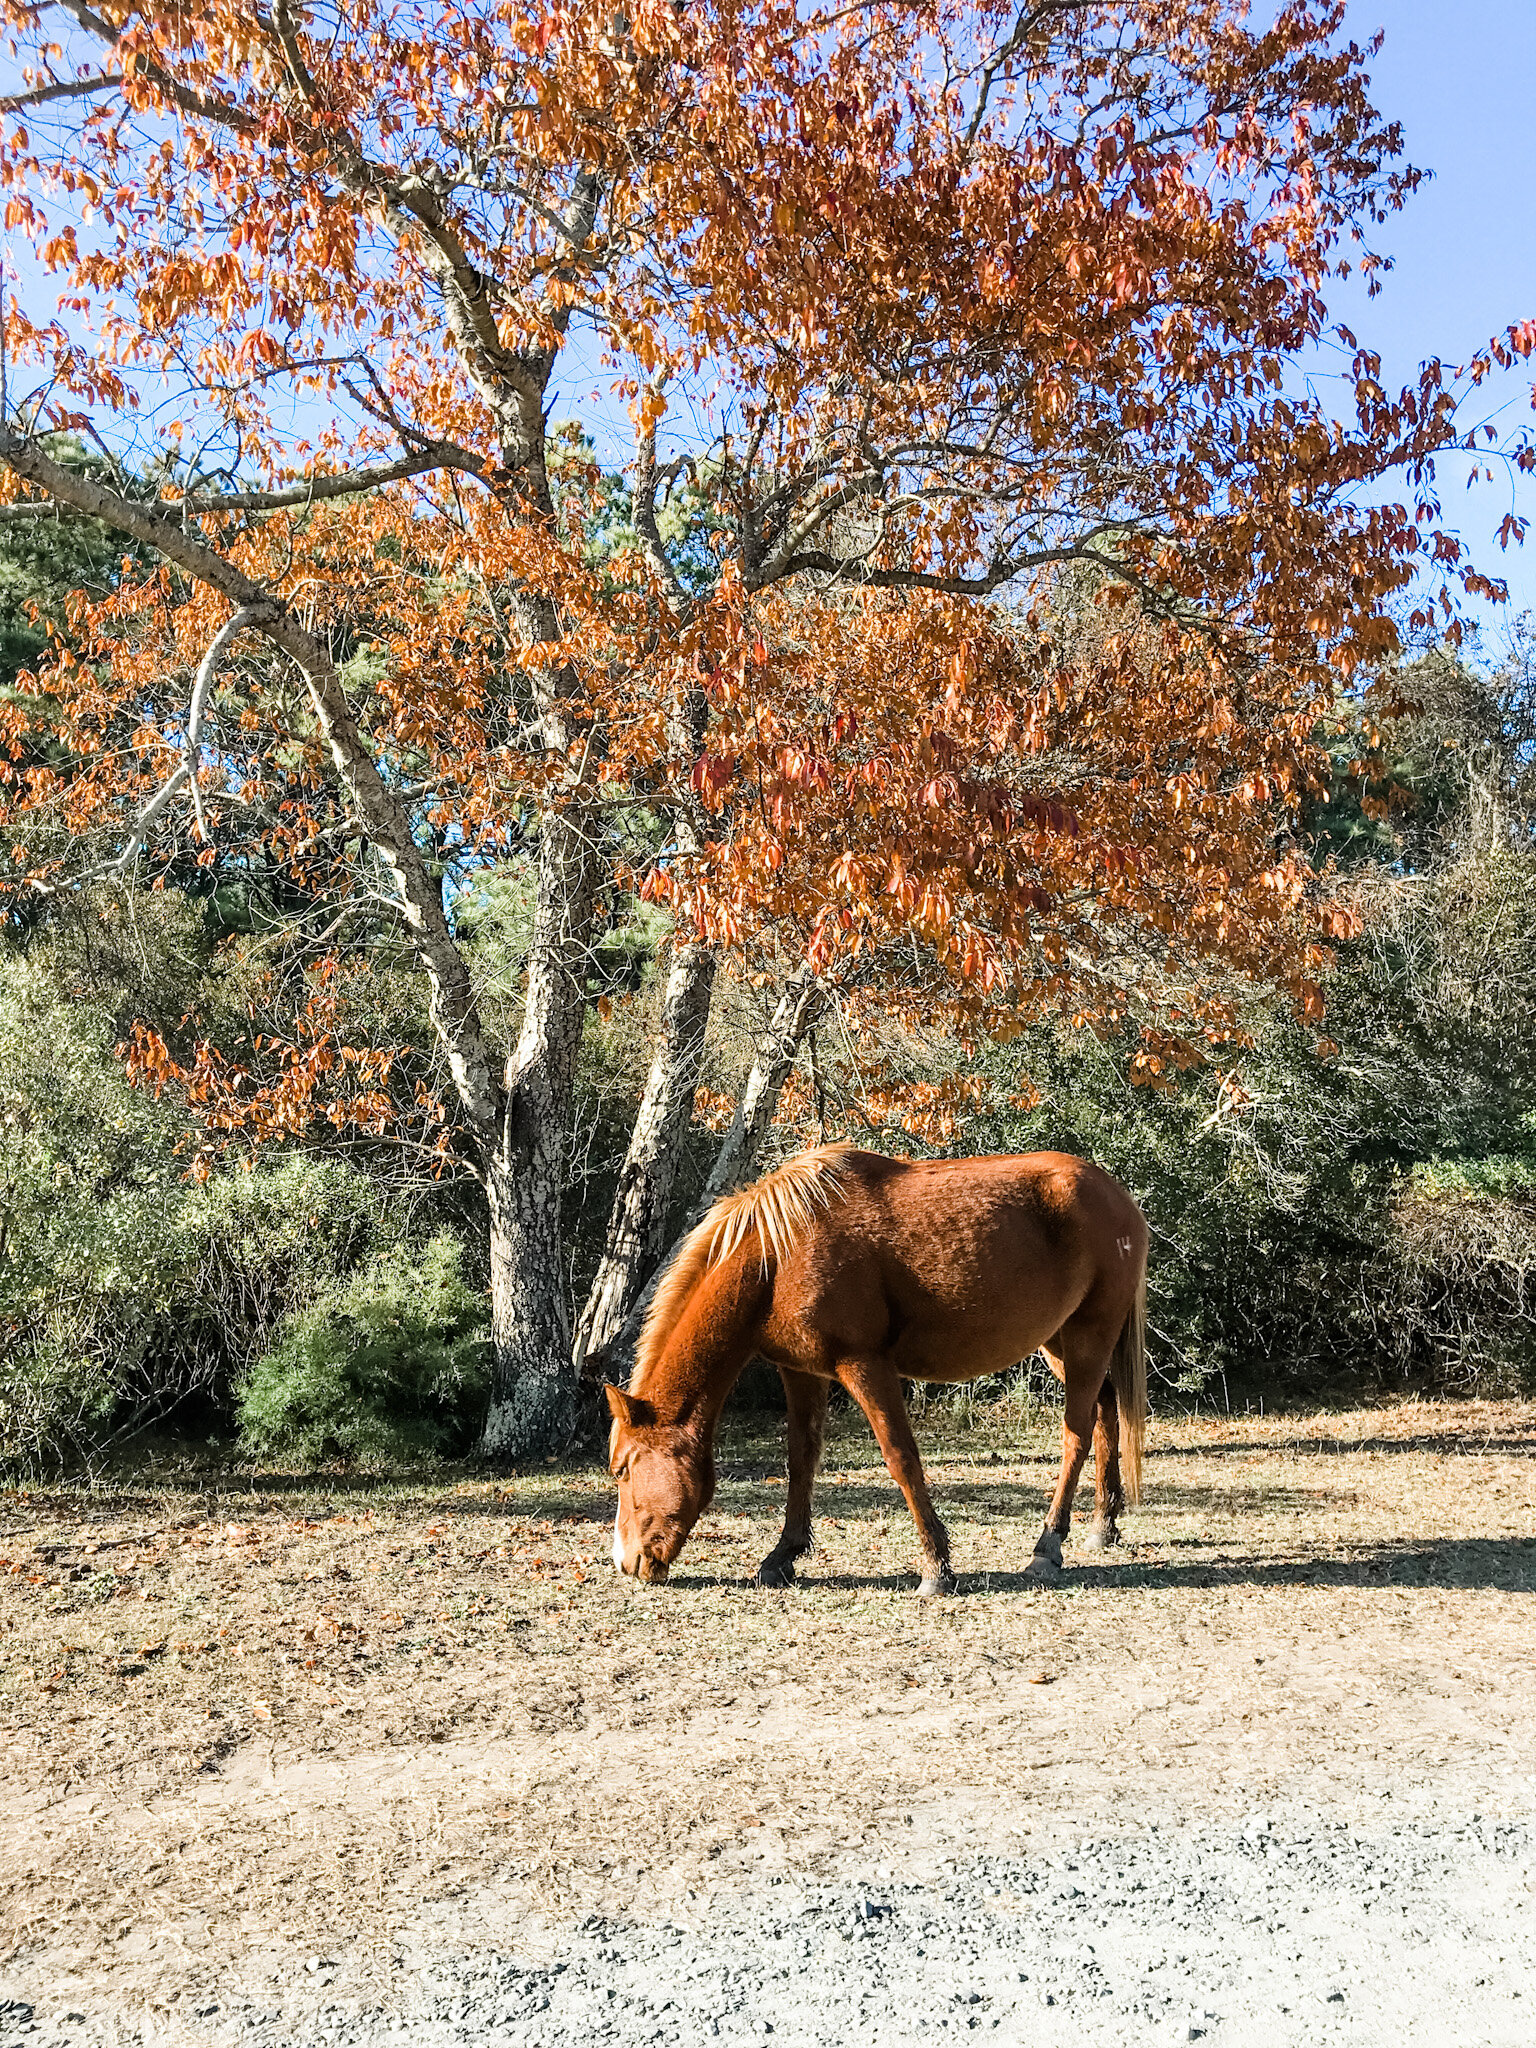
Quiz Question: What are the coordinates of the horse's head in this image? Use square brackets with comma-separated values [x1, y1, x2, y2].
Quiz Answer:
[605, 1385, 715, 1582]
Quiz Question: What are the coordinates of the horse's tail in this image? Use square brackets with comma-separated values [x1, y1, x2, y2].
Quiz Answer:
[1109, 1261, 1148, 1506]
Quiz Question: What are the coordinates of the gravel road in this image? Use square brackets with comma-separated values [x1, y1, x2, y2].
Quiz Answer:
[5, 1800, 1529, 2048]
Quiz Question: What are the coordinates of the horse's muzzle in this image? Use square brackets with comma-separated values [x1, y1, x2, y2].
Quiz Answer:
[612, 1510, 670, 1582]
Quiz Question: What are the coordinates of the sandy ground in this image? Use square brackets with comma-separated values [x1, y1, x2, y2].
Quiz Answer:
[0, 1396, 1532, 2044]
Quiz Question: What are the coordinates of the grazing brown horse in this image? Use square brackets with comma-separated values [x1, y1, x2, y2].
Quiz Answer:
[606, 1144, 1148, 1593]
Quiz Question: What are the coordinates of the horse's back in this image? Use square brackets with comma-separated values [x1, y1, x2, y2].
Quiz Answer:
[765, 1148, 1144, 1381]
[837, 1147, 1142, 1257]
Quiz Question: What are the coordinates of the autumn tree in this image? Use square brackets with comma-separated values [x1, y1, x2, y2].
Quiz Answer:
[1, 0, 1531, 1456]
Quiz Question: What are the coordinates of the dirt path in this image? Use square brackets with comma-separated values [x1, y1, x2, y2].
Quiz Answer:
[1, 1398, 1533, 2043]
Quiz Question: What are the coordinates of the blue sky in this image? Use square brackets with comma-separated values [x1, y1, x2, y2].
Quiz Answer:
[1323, 0, 1536, 631]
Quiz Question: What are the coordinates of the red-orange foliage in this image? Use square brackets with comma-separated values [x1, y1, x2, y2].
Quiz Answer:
[0, 2, 1531, 1432]
[649, 589, 1340, 1037]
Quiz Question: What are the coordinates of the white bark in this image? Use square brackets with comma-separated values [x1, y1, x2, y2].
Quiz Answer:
[573, 940, 718, 1373]
[585, 966, 826, 1384]
[479, 804, 600, 1458]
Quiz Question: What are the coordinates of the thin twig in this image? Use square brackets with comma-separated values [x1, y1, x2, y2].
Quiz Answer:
[34, 603, 274, 892]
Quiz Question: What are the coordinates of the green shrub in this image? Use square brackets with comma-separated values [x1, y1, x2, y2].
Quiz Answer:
[1, 944, 184, 1470]
[236, 1234, 490, 1465]
[964, 879, 1536, 1401]
[1388, 1167, 1536, 1388]
[168, 1155, 393, 1380]
[0, 933, 436, 1469]
[0, 1148, 415, 1474]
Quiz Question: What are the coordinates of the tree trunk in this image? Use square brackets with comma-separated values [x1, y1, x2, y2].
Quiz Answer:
[479, 803, 600, 1460]
[484, 1148, 573, 1459]
[585, 966, 826, 1386]
[703, 966, 828, 1198]
[572, 479, 717, 1376]
[573, 941, 717, 1372]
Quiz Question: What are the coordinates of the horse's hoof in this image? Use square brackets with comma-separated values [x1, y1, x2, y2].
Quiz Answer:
[1025, 1528, 1064, 1583]
[918, 1565, 957, 1597]
[1079, 1521, 1119, 1552]
[756, 1556, 797, 1589]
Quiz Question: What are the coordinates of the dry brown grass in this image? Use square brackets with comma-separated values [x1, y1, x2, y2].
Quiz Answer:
[2, 1394, 1534, 2025]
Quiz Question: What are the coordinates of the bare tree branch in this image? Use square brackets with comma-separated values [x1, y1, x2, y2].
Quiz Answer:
[183, 602, 271, 841]
[0, 445, 485, 523]
[0, 70, 123, 116]
[34, 601, 274, 887]
[54, 0, 260, 135]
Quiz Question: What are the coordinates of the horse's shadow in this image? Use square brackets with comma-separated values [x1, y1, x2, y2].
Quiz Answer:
[741, 1476, 1335, 1516]
[669, 1534, 1536, 1597]
[964, 1536, 1536, 1593]
[1163, 1430, 1536, 1461]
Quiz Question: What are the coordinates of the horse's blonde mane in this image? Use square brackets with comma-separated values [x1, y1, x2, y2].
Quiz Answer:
[633, 1145, 855, 1389]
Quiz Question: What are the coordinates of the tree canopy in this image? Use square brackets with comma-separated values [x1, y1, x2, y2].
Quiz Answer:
[1, 0, 1532, 1452]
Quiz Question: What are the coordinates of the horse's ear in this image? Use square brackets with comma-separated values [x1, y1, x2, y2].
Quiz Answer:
[604, 1385, 654, 1428]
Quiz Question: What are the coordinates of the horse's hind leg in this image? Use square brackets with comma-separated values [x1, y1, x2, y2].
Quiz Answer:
[1026, 1323, 1113, 1583]
[838, 1359, 956, 1596]
[1079, 1381, 1125, 1552]
[1024, 1373, 1097, 1581]
[757, 1369, 829, 1588]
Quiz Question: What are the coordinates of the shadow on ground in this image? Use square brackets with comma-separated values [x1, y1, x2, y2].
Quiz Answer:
[661, 1533, 1536, 1598]
[1160, 1430, 1536, 1460]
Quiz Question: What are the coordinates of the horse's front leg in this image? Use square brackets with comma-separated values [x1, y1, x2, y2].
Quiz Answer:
[838, 1360, 955, 1596]
[757, 1368, 829, 1588]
